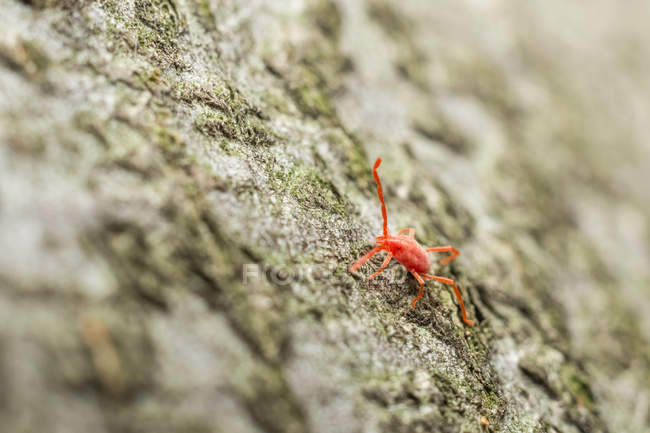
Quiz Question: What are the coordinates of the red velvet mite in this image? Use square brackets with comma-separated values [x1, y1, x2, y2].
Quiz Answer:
[349, 158, 474, 326]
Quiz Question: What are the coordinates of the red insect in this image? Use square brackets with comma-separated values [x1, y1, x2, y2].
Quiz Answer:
[349, 158, 474, 326]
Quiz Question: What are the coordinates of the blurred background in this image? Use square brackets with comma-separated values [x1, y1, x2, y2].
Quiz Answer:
[1, 0, 649, 432]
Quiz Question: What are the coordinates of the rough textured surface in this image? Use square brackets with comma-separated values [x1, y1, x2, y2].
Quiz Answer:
[1, 1, 649, 432]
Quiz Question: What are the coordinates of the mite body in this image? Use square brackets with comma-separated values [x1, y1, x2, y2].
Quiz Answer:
[350, 158, 474, 326]
[378, 236, 429, 274]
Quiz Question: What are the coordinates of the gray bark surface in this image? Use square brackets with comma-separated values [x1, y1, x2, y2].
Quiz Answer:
[1, 1, 650, 432]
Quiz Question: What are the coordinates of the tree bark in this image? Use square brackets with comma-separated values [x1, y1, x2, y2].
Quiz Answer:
[1, 1, 649, 432]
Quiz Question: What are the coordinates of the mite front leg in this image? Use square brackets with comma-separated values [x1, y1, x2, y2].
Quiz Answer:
[349, 246, 384, 273]
[422, 274, 473, 326]
[367, 253, 393, 280]
[409, 271, 425, 308]
[397, 228, 415, 239]
[425, 246, 459, 265]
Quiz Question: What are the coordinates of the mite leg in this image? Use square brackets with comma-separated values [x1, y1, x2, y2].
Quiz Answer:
[409, 271, 426, 308]
[373, 158, 390, 237]
[349, 246, 384, 273]
[397, 228, 415, 239]
[425, 246, 459, 265]
[422, 274, 473, 326]
[368, 253, 393, 280]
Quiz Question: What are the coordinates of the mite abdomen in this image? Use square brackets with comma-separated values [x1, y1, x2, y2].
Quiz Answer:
[387, 237, 430, 274]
